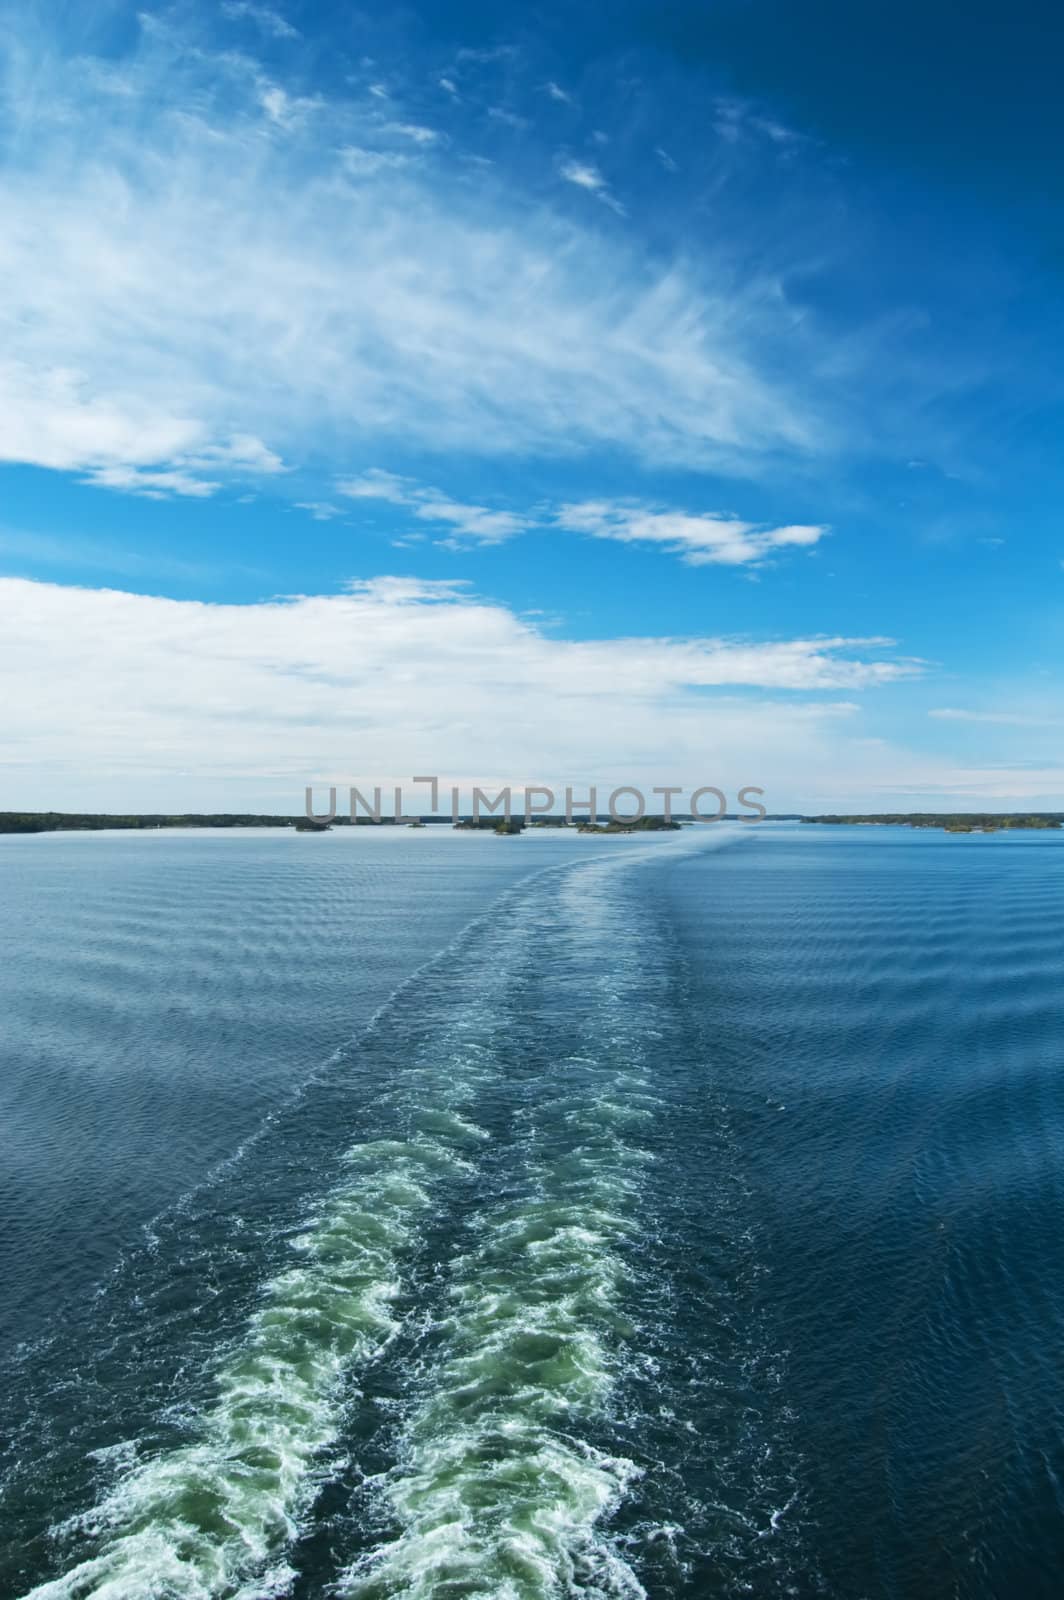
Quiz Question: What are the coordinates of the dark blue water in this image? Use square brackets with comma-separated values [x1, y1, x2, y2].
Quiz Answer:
[1, 823, 1063, 1597]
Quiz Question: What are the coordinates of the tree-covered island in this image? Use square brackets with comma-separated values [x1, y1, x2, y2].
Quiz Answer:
[577, 816, 682, 834]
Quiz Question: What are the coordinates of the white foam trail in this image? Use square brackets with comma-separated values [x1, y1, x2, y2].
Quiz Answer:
[339, 1135, 652, 1598]
[18, 1007, 512, 1600]
[339, 856, 676, 1599]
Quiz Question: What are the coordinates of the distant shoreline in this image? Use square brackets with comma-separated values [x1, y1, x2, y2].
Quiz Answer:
[2, 811, 1061, 836]
[802, 814, 1063, 832]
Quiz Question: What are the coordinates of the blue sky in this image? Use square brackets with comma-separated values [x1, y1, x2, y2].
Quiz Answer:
[2, 0, 1063, 811]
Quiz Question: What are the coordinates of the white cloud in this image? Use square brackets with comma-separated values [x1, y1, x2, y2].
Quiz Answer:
[383, 121, 439, 144]
[338, 470, 413, 504]
[339, 144, 412, 177]
[0, 351, 285, 498]
[339, 476, 827, 567]
[337, 472, 533, 544]
[0, 14, 828, 506]
[488, 107, 529, 131]
[221, 3, 299, 40]
[714, 97, 805, 149]
[85, 466, 220, 499]
[0, 361, 201, 475]
[83, 435, 284, 499]
[558, 158, 626, 215]
[191, 436, 286, 474]
[559, 160, 603, 191]
[543, 81, 573, 104]
[555, 501, 828, 566]
[0, 576, 921, 809]
[655, 147, 678, 172]
[296, 502, 343, 522]
[257, 81, 322, 128]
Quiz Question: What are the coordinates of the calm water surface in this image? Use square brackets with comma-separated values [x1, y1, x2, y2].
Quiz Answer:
[2, 823, 1063, 1598]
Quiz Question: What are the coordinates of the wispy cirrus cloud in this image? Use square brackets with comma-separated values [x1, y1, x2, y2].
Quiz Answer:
[558, 158, 626, 214]
[257, 81, 323, 127]
[714, 96, 806, 150]
[221, 2, 299, 40]
[0, 9, 833, 508]
[84, 436, 285, 500]
[382, 120, 440, 144]
[339, 144, 413, 177]
[0, 14, 819, 499]
[295, 501, 343, 522]
[86, 466, 220, 500]
[337, 471, 534, 545]
[341, 473, 827, 568]
[555, 501, 827, 566]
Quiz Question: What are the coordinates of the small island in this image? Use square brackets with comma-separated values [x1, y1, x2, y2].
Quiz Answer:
[453, 818, 525, 835]
[578, 817, 682, 835]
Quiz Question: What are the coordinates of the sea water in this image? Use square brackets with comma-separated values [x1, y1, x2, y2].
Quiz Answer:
[2, 823, 1063, 1598]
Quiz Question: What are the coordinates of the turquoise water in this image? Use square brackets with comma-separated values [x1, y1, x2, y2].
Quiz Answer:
[2, 823, 1064, 1596]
